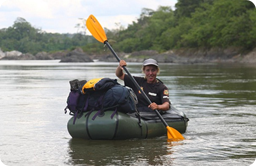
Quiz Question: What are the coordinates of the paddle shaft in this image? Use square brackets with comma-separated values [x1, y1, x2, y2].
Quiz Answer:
[105, 41, 169, 127]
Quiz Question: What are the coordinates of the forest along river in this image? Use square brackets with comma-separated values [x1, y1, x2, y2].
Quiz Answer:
[0, 60, 255, 166]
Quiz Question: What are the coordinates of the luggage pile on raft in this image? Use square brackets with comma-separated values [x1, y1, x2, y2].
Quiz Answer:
[64, 77, 189, 140]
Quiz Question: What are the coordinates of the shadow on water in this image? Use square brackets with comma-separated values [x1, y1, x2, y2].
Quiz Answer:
[66, 138, 183, 166]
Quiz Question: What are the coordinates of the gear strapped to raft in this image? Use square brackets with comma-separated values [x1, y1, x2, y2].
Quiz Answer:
[64, 78, 141, 125]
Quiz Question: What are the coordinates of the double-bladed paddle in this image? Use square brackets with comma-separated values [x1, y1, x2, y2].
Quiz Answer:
[86, 14, 184, 141]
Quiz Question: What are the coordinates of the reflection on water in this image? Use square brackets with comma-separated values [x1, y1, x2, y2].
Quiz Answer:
[0, 60, 255, 166]
[67, 138, 180, 166]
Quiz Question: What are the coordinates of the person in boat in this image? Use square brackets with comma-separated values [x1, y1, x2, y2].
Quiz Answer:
[116, 58, 170, 112]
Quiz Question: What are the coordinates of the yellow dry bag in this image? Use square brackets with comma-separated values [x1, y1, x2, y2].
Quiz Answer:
[82, 78, 102, 93]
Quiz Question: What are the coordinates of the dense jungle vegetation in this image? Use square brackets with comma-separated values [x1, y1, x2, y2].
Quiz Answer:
[0, 0, 255, 55]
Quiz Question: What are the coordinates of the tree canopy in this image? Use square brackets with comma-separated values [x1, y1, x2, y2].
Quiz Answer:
[0, 17, 94, 54]
[0, 0, 256, 55]
[111, 0, 256, 53]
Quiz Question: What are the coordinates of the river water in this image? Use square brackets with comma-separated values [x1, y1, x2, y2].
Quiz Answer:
[0, 60, 255, 166]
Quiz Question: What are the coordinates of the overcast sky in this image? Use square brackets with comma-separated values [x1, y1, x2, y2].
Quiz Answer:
[0, 0, 178, 34]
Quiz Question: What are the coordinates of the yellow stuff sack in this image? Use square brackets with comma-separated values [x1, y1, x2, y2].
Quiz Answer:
[82, 78, 102, 93]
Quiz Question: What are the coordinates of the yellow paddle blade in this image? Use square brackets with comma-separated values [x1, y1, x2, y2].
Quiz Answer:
[166, 126, 184, 141]
[86, 14, 108, 43]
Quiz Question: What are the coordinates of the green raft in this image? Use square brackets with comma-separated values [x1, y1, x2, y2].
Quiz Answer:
[67, 106, 189, 140]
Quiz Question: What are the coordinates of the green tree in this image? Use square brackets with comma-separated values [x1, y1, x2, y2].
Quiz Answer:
[174, 0, 204, 19]
[178, 0, 256, 49]
[0, 17, 93, 54]
[114, 6, 175, 52]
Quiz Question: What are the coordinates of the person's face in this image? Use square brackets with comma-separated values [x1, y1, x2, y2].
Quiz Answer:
[143, 65, 158, 83]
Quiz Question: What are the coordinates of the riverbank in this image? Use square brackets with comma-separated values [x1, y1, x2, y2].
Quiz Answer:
[1, 47, 256, 64]
[96, 47, 256, 64]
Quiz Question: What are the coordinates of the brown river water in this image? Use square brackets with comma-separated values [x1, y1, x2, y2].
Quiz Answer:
[0, 60, 255, 166]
